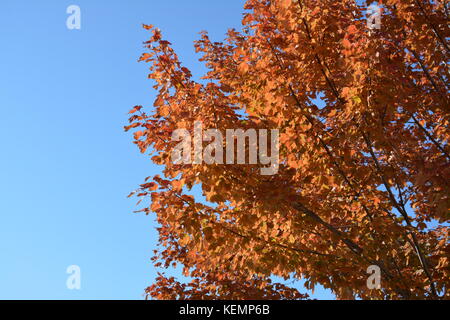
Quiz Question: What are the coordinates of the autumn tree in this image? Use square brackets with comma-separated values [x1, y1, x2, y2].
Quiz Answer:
[126, 0, 449, 300]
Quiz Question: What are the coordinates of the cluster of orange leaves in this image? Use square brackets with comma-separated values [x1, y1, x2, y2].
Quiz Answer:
[126, 0, 449, 300]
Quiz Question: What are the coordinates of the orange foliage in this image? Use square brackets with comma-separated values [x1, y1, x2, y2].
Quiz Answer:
[126, 0, 449, 300]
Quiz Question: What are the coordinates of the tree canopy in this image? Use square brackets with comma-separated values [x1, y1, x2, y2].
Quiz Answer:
[126, 0, 449, 300]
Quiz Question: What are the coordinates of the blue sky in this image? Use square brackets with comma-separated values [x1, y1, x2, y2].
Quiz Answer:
[0, 0, 333, 299]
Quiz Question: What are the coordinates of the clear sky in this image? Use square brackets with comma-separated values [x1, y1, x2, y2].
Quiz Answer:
[0, 0, 333, 299]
